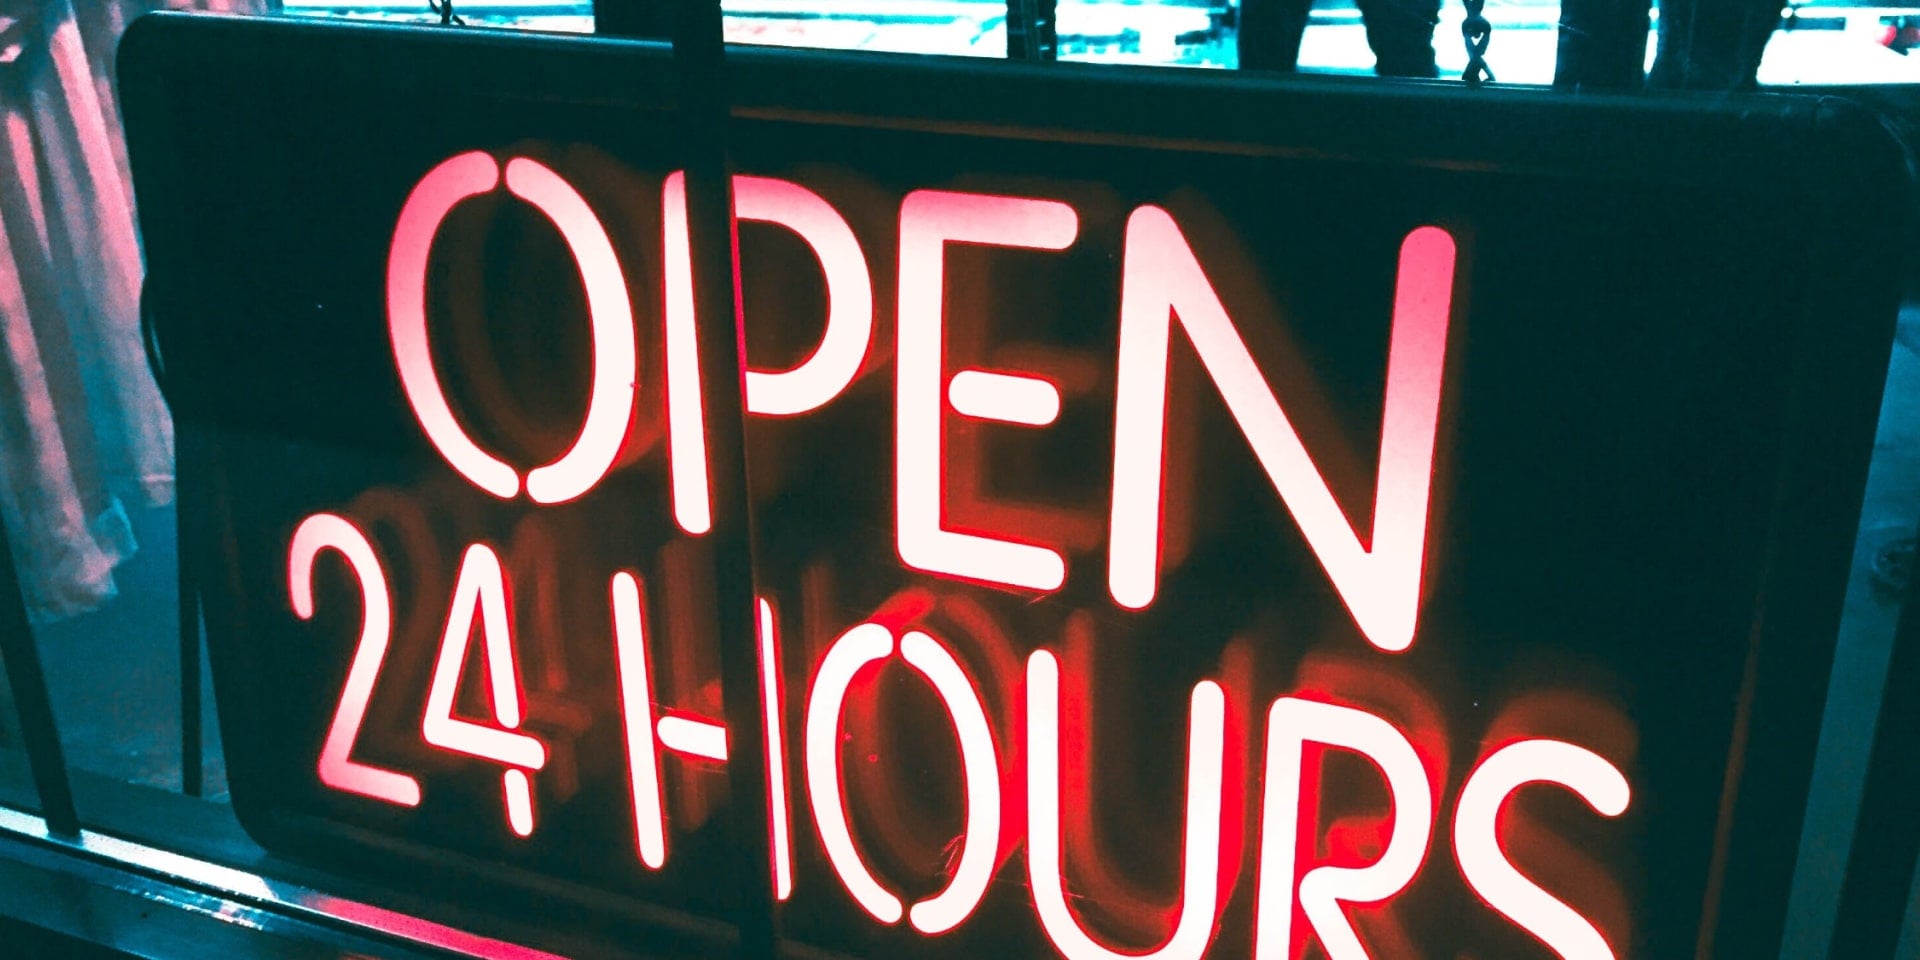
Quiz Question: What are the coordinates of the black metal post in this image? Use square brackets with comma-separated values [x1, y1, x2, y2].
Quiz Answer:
[1006, 0, 1058, 61]
[169, 370, 201, 800]
[178, 542, 202, 798]
[139, 226, 201, 801]
[0, 513, 82, 838]
[594, 0, 672, 40]
[663, 2, 780, 958]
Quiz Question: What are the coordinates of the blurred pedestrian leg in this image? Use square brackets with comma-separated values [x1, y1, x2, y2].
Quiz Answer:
[1648, 0, 1781, 90]
[1555, 0, 1651, 90]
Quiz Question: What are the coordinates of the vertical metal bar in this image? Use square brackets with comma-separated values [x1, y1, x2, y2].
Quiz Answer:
[178, 544, 202, 798]
[1006, 0, 1057, 61]
[0, 513, 81, 838]
[141, 231, 200, 801]
[665, 3, 779, 959]
[135, 226, 202, 806]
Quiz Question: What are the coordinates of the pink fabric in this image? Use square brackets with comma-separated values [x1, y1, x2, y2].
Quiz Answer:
[0, 0, 198, 621]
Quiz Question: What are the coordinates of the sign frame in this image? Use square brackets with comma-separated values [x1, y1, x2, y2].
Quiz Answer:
[120, 11, 1911, 957]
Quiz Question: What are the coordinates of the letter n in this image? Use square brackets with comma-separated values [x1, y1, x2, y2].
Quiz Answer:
[1107, 209, 1455, 653]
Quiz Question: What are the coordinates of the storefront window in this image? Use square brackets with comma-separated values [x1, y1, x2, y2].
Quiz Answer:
[27, 508, 225, 798]
[1779, 305, 1920, 954]
[276, 0, 1920, 83]
[4, 2, 1920, 958]
[281, 0, 596, 31]
[1, 0, 193, 821]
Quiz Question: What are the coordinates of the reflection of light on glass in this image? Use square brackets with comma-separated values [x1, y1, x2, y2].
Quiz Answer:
[302, 893, 572, 960]
[1026, 649, 1225, 960]
[760, 598, 795, 901]
[896, 189, 1077, 593]
[657, 714, 730, 761]
[502, 157, 639, 506]
[422, 544, 547, 838]
[1454, 740, 1630, 960]
[1256, 697, 1432, 960]
[1108, 212, 1455, 655]
[736, 175, 876, 417]
[288, 513, 422, 807]
[0, 808, 568, 960]
[210, 900, 269, 931]
[74, 822, 279, 901]
[899, 630, 1001, 935]
[805, 622, 904, 924]
[612, 570, 668, 869]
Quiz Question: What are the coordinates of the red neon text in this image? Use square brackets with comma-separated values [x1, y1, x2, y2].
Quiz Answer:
[1455, 740, 1631, 960]
[1109, 213, 1452, 653]
[895, 190, 1078, 594]
[289, 513, 421, 807]
[387, 152, 637, 506]
[293, 522, 1633, 954]
[286, 164, 1637, 957]
[422, 544, 547, 836]
[663, 171, 879, 534]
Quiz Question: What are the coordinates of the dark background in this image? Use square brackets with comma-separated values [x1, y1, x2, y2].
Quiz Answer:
[121, 18, 1908, 959]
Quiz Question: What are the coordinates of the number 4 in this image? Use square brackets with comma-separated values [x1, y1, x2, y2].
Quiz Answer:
[423, 544, 549, 837]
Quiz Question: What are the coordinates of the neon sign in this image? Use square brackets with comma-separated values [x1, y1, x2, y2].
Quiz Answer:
[124, 18, 1907, 960]
[271, 159, 1630, 958]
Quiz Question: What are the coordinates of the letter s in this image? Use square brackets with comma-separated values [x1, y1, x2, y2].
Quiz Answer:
[1453, 740, 1630, 960]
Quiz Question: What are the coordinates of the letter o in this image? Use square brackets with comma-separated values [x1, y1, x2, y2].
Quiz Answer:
[804, 623, 1003, 933]
[386, 151, 638, 504]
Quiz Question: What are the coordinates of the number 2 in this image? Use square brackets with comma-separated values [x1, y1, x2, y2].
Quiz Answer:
[289, 513, 422, 807]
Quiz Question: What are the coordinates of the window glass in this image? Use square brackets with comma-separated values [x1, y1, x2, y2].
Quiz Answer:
[278, 0, 1920, 85]
[0, 0, 218, 801]
[1765, 4, 1920, 85]
[1278, 0, 1554, 77]
[1054, 0, 1229, 65]
[27, 509, 226, 798]
[720, 0, 1007, 56]
[1780, 303, 1920, 953]
[280, 0, 595, 31]
[4, 1, 1920, 957]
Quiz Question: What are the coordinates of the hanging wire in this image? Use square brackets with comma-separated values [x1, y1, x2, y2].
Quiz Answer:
[1461, 0, 1493, 86]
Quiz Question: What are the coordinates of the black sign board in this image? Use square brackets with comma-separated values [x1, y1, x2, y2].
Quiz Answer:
[122, 13, 1909, 959]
